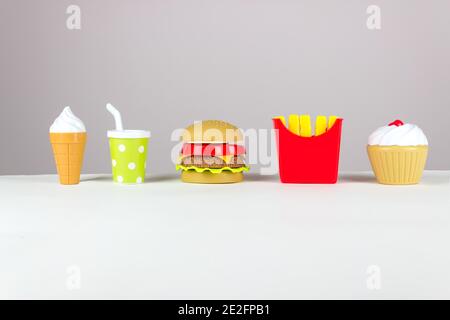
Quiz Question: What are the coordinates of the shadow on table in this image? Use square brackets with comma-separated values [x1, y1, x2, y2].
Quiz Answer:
[81, 175, 111, 182]
[339, 172, 450, 185]
[78, 171, 450, 186]
[339, 172, 376, 184]
[147, 174, 179, 183]
[81, 174, 179, 183]
[245, 173, 279, 183]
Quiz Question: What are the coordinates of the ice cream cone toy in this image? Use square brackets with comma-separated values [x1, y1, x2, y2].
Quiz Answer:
[367, 120, 428, 185]
[106, 103, 150, 184]
[49, 107, 87, 185]
[273, 114, 343, 184]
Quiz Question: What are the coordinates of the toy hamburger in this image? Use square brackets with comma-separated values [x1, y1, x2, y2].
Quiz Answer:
[176, 120, 249, 183]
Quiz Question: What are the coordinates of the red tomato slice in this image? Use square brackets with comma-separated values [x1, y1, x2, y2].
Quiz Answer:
[181, 143, 246, 157]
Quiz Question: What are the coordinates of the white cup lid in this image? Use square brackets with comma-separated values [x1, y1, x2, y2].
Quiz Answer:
[107, 130, 151, 139]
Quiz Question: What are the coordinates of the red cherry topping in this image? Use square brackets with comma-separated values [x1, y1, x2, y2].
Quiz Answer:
[388, 120, 404, 127]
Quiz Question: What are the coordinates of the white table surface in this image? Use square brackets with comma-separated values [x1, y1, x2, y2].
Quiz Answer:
[1, 171, 449, 299]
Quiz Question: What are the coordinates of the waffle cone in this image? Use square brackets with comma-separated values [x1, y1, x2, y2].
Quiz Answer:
[367, 145, 428, 185]
[50, 133, 87, 185]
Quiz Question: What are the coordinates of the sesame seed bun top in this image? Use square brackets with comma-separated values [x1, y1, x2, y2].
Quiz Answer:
[181, 120, 243, 143]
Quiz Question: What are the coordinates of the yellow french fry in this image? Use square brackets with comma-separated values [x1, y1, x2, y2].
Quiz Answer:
[288, 114, 300, 135]
[274, 115, 286, 127]
[315, 115, 327, 136]
[328, 115, 338, 129]
[299, 114, 312, 137]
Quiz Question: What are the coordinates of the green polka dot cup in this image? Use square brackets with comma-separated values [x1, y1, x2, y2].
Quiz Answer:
[108, 130, 150, 184]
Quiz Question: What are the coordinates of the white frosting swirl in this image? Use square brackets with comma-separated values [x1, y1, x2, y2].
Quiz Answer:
[368, 123, 428, 146]
[50, 107, 86, 133]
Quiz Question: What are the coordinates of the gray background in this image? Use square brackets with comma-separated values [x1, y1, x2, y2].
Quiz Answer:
[1, 0, 449, 175]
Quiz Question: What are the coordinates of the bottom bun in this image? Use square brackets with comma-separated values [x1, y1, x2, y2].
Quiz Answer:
[181, 170, 244, 184]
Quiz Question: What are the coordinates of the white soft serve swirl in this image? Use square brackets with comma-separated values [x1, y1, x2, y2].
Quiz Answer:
[368, 123, 428, 146]
[50, 106, 86, 133]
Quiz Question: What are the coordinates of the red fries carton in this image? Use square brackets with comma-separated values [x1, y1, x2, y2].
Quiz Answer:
[273, 116, 343, 184]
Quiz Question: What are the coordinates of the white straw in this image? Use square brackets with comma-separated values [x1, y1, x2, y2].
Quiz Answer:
[106, 103, 124, 131]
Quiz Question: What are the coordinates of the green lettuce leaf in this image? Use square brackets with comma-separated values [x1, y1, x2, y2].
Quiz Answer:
[176, 164, 249, 173]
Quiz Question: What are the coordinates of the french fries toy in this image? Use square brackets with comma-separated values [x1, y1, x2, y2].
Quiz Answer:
[273, 115, 343, 184]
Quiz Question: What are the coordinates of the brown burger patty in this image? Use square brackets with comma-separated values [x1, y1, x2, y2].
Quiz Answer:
[180, 155, 246, 168]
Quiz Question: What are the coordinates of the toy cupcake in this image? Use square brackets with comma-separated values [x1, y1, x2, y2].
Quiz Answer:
[367, 120, 428, 185]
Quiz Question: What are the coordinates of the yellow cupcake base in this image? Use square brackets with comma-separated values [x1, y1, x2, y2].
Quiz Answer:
[367, 145, 428, 185]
